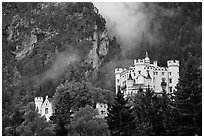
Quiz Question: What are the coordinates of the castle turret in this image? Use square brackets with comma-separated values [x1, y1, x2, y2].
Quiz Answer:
[146, 71, 152, 87]
[115, 68, 123, 93]
[126, 72, 134, 96]
[153, 61, 157, 67]
[144, 51, 150, 65]
[127, 72, 134, 88]
[167, 60, 179, 93]
[34, 97, 43, 113]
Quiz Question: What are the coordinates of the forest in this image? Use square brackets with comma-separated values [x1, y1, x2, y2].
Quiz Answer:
[2, 2, 202, 136]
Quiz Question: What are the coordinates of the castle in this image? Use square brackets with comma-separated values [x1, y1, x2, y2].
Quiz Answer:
[34, 96, 53, 121]
[115, 52, 179, 97]
[34, 96, 108, 121]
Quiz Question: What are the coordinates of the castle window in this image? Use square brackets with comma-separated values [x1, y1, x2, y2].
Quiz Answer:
[117, 79, 119, 83]
[138, 71, 141, 74]
[169, 72, 171, 75]
[169, 78, 172, 83]
[156, 72, 158, 75]
[162, 72, 164, 75]
[45, 108, 48, 114]
[133, 73, 135, 76]
[169, 87, 172, 92]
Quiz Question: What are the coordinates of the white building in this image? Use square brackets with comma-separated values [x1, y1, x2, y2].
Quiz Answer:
[34, 95, 53, 121]
[115, 52, 179, 97]
[34, 95, 108, 120]
[95, 103, 108, 118]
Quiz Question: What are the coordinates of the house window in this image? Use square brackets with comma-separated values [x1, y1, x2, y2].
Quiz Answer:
[169, 72, 171, 75]
[45, 108, 48, 114]
[169, 78, 172, 83]
[138, 71, 141, 74]
[162, 72, 164, 75]
[169, 87, 172, 92]
[156, 72, 158, 75]
[117, 79, 119, 83]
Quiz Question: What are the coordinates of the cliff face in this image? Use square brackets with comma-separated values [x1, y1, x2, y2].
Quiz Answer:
[87, 26, 109, 70]
[3, 2, 118, 88]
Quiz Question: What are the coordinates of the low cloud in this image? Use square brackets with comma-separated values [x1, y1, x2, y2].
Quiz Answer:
[94, 2, 178, 56]
[32, 49, 80, 87]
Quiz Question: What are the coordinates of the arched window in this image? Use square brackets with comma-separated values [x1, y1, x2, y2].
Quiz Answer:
[45, 108, 48, 114]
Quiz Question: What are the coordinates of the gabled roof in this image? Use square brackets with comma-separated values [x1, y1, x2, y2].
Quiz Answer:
[136, 74, 146, 79]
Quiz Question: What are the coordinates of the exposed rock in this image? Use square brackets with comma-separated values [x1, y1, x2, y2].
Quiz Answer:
[87, 26, 109, 70]
[15, 34, 37, 61]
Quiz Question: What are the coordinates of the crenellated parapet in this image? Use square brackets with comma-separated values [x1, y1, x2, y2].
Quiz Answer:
[34, 97, 43, 102]
[134, 59, 145, 66]
[167, 60, 179, 67]
[115, 68, 124, 74]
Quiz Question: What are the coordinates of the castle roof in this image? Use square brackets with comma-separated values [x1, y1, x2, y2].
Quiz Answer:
[136, 74, 146, 79]
[127, 72, 133, 80]
[146, 72, 152, 79]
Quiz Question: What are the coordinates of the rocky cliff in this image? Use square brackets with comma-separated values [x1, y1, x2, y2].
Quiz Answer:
[3, 2, 120, 89]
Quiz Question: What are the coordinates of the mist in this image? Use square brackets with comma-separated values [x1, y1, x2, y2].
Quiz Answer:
[32, 50, 80, 87]
[94, 2, 178, 56]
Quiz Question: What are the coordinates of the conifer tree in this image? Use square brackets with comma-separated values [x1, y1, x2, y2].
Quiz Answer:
[106, 88, 135, 136]
[50, 91, 73, 136]
[173, 56, 202, 135]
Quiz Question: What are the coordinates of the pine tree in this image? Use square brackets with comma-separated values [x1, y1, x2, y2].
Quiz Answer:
[50, 91, 73, 136]
[106, 88, 135, 136]
[132, 87, 164, 135]
[173, 56, 202, 135]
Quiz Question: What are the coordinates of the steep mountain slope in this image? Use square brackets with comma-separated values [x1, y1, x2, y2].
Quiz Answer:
[3, 2, 122, 92]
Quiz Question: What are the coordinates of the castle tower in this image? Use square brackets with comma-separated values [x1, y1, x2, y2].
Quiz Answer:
[115, 68, 123, 93]
[144, 51, 150, 65]
[127, 72, 134, 88]
[126, 72, 134, 96]
[34, 97, 43, 114]
[167, 60, 179, 93]
[146, 71, 152, 87]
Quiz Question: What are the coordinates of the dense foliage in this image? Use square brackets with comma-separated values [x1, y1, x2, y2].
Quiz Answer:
[172, 55, 202, 135]
[106, 88, 135, 135]
[68, 105, 109, 136]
